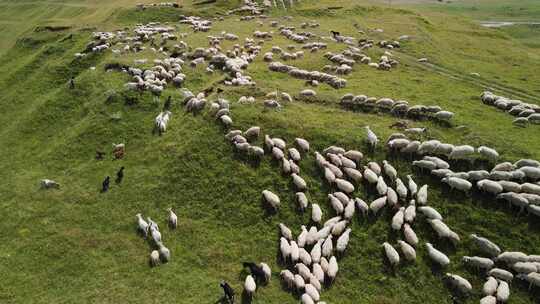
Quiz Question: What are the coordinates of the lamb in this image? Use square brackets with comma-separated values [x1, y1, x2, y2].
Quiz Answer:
[397, 240, 416, 261]
[262, 190, 280, 210]
[382, 242, 400, 267]
[364, 126, 378, 150]
[445, 273, 472, 294]
[426, 243, 450, 267]
[244, 275, 256, 297]
[470, 234, 501, 257]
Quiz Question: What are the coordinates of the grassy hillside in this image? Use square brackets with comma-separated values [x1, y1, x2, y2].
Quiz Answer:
[0, 1, 539, 304]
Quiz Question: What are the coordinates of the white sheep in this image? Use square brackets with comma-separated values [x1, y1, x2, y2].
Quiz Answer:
[157, 242, 170, 263]
[418, 206, 442, 220]
[335, 178, 355, 193]
[483, 276, 498, 296]
[426, 242, 450, 267]
[262, 190, 280, 210]
[462, 256, 494, 271]
[496, 281, 510, 303]
[404, 201, 416, 223]
[279, 223, 293, 240]
[336, 228, 351, 253]
[376, 176, 388, 196]
[392, 207, 405, 230]
[280, 237, 291, 261]
[477, 179, 504, 195]
[301, 293, 314, 304]
[150, 250, 160, 267]
[355, 198, 369, 216]
[406, 175, 418, 196]
[470, 234, 501, 257]
[403, 224, 418, 246]
[295, 138, 310, 152]
[136, 213, 149, 237]
[244, 275, 256, 296]
[488, 268, 514, 282]
[442, 177, 472, 192]
[382, 242, 400, 267]
[167, 208, 177, 229]
[327, 256, 339, 282]
[445, 273, 472, 294]
[449, 145, 475, 160]
[280, 270, 294, 289]
[294, 274, 306, 291]
[290, 241, 300, 263]
[397, 240, 416, 262]
[310, 240, 322, 263]
[305, 283, 320, 302]
[478, 146, 499, 161]
[496, 251, 528, 265]
[292, 173, 307, 191]
[396, 178, 408, 200]
[322, 235, 334, 258]
[417, 185, 428, 205]
[365, 126, 378, 150]
[41, 179, 60, 189]
[296, 193, 309, 212]
[382, 160, 397, 181]
[370, 196, 387, 215]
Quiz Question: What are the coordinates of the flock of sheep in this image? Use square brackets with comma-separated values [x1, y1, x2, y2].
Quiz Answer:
[59, 0, 540, 303]
[481, 91, 540, 126]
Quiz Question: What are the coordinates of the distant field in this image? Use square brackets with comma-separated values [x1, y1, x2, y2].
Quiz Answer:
[0, 1, 539, 304]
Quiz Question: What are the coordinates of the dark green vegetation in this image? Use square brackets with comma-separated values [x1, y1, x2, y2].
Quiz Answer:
[0, 1, 539, 303]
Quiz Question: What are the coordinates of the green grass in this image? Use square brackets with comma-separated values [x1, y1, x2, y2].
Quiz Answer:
[0, 1, 539, 303]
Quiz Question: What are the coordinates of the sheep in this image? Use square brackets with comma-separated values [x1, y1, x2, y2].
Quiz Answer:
[280, 270, 295, 289]
[426, 242, 450, 267]
[344, 150, 363, 162]
[150, 225, 162, 244]
[418, 140, 441, 155]
[496, 251, 528, 264]
[299, 248, 312, 266]
[520, 166, 540, 180]
[470, 234, 501, 257]
[262, 190, 280, 210]
[364, 126, 378, 150]
[442, 177, 472, 192]
[41, 179, 60, 189]
[395, 178, 408, 200]
[496, 280, 510, 302]
[150, 250, 160, 267]
[493, 162, 516, 172]
[478, 146, 499, 161]
[445, 273, 472, 295]
[288, 148, 301, 162]
[331, 220, 348, 236]
[462, 256, 494, 271]
[167, 208, 177, 229]
[343, 168, 363, 183]
[392, 207, 405, 230]
[343, 198, 356, 220]
[370, 196, 387, 215]
[402, 224, 418, 247]
[311, 240, 322, 263]
[418, 206, 442, 220]
[220, 115, 233, 127]
[292, 174, 307, 191]
[515, 159, 540, 168]
[388, 139, 411, 150]
[300, 293, 314, 304]
[483, 276, 498, 296]
[244, 275, 256, 297]
[468, 170, 490, 181]
[517, 272, 540, 290]
[328, 194, 344, 214]
[512, 262, 538, 274]
[290, 241, 300, 263]
[406, 175, 417, 197]
[368, 162, 382, 175]
[279, 223, 293, 240]
[244, 126, 261, 139]
[296, 263, 312, 280]
[382, 161, 397, 181]
[311, 203, 323, 224]
[488, 268, 514, 282]
[304, 283, 320, 302]
[280, 237, 291, 261]
[449, 145, 475, 160]
[363, 167, 378, 184]
[327, 256, 339, 282]
[404, 201, 416, 223]
[416, 185, 428, 205]
[522, 183, 540, 195]
[294, 274, 305, 291]
[413, 160, 437, 171]
[157, 242, 170, 263]
[295, 138, 310, 152]
[312, 263, 325, 284]
[477, 179, 504, 195]
[272, 147, 284, 160]
[136, 213, 149, 237]
[322, 235, 334, 258]
[335, 178, 355, 193]
[336, 228, 351, 254]
[480, 295, 496, 304]
[248, 146, 265, 159]
[382, 242, 400, 267]
[355, 198, 369, 216]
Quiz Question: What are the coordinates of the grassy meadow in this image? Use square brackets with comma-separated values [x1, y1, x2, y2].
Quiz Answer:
[0, 1, 539, 303]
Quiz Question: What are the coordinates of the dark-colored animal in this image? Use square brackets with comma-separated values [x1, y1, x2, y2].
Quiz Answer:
[330, 30, 340, 38]
[68, 77, 75, 89]
[115, 167, 124, 184]
[163, 96, 172, 111]
[95, 150, 105, 160]
[202, 87, 214, 97]
[220, 281, 235, 303]
[242, 262, 265, 282]
[102, 176, 110, 193]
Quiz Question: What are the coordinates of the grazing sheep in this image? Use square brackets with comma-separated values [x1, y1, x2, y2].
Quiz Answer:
[136, 213, 149, 237]
[327, 256, 339, 282]
[488, 268, 514, 282]
[370, 196, 387, 215]
[322, 235, 334, 258]
[289, 148, 301, 162]
[301, 293, 314, 304]
[496, 280, 510, 302]
[426, 243, 450, 267]
[483, 276, 498, 296]
[336, 228, 351, 254]
[292, 173, 307, 191]
[294, 274, 306, 291]
[403, 224, 419, 246]
[417, 185, 428, 205]
[336, 178, 355, 193]
[343, 199, 355, 220]
[150, 250, 160, 267]
[364, 167, 378, 184]
[382, 161, 397, 181]
[406, 175, 418, 197]
[244, 275, 256, 297]
[418, 206, 442, 220]
[404, 201, 416, 223]
[296, 192, 309, 212]
[304, 283, 320, 302]
[262, 190, 280, 210]
[477, 179, 504, 195]
[442, 177, 472, 192]
[382, 242, 400, 267]
[279, 223, 293, 240]
[445, 273, 472, 294]
[167, 208, 177, 229]
[496, 251, 528, 265]
[462, 256, 494, 271]
[157, 242, 170, 263]
[280, 237, 291, 261]
[470, 234, 501, 257]
[396, 178, 408, 200]
[355, 198, 369, 216]
[392, 207, 405, 230]
[280, 270, 295, 289]
[517, 272, 540, 290]
[311, 204, 323, 223]
[311, 240, 322, 263]
[398, 240, 416, 262]
[244, 126, 261, 139]
[295, 138, 310, 152]
[368, 162, 382, 176]
[449, 145, 475, 160]
[478, 146, 499, 161]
